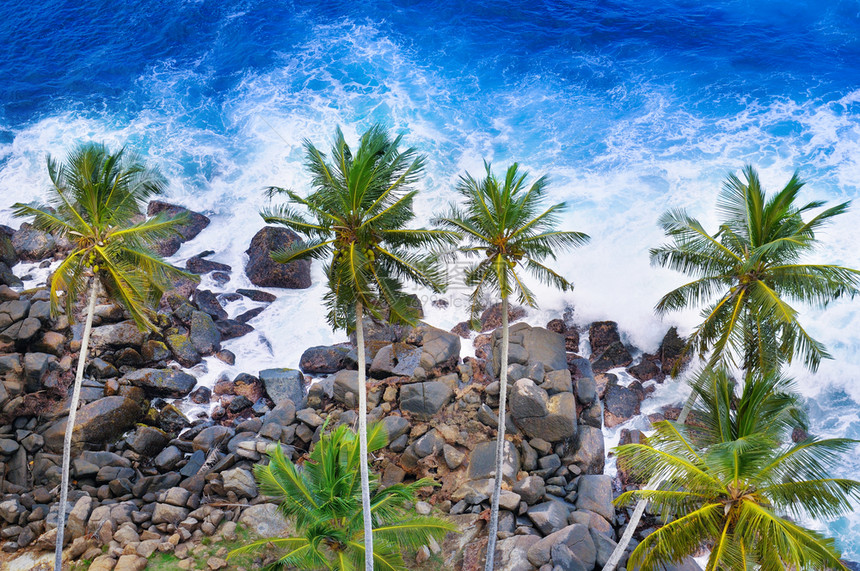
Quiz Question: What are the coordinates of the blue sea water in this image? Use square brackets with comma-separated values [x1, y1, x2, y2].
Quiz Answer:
[2, 0, 860, 558]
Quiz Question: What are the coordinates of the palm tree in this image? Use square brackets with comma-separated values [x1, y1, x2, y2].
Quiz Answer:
[260, 124, 454, 570]
[651, 165, 860, 375]
[614, 367, 860, 571]
[433, 162, 589, 571]
[12, 142, 191, 569]
[229, 423, 457, 569]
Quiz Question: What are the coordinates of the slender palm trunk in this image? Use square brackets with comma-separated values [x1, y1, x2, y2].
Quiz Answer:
[356, 302, 374, 571]
[485, 297, 509, 571]
[55, 279, 98, 570]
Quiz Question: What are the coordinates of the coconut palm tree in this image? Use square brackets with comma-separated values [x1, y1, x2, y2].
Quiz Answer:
[433, 161, 590, 571]
[12, 142, 191, 569]
[229, 423, 457, 570]
[614, 367, 860, 571]
[651, 165, 860, 375]
[260, 124, 454, 570]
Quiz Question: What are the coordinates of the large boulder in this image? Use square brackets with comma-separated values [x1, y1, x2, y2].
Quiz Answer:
[467, 440, 520, 484]
[165, 333, 202, 367]
[11, 223, 56, 261]
[189, 310, 221, 355]
[527, 523, 596, 568]
[521, 327, 567, 372]
[418, 326, 461, 374]
[510, 378, 577, 442]
[44, 396, 141, 453]
[659, 326, 689, 376]
[299, 344, 356, 375]
[244, 226, 311, 289]
[0, 300, 30, 329]
[238, 503, 295, 538]
[0, 233, 16, 266]
[527, 500, 570, 536]
[0, 262, 22, 287]
[603, 381, 641, 428]
[575, 475, 614, 522]
[568, 425, 605, 475]
[399, 381, 453, 420]
[89, 320, 147, 349]
[370, 342, 422, 378]
[121, 368, 197, 397]
[259, 368, 306, 408]
[147, 201, 210, 257]
[588, 321, 621, 355]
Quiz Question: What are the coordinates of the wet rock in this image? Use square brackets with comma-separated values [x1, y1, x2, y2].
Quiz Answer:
[236, 289, 277, 303]
[43, 396, 141, 453]
[299, 343, 356, 374]
[189, 311, 221, 355]
[186, 254, 231, 274]
[659, 326, 689, 376]
[399, 380, 453, 420]
[467, 440, 520, 483]
[122, 368, 197, 397]
[192, 289, 228, 321]
[235, 307, 265, 324]
[627, 357, 661, 381]
[214, 318, 254, 340]
[147, 201, 210, 257]
[480, 302, 527, 331]
[11, 223, 56, 261]
[244, 226, 311, 289]
[128, 425, 170, 456]
[259, 368, 305, 408]
[603, 381, 641, 428]
[89, 320, 147, 348]
[141, 339, 171, 363]
[0, 262, 22, 288]
[591, 341, 633, 373]
[588, 321, 620, 355]
[568, 425, 605, 475]
[189, 386, 212, 404]
[88, 357, 119, 379]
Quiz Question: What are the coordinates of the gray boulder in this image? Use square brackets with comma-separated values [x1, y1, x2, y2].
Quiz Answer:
[568, 425, 605, 475]
[575, 475, 614, 522]
[399, 381, 453, 420]
[259, 368, 306, 408]
[43, 396, 141, 453]
[527, 500, 570, 535]
[11, 223, 56, 261]
[522, 326, 567, 372]
[89, 320, 147, 348]
[189, 310, 221, 355]
[467, 440, 520, 483]
[370, 342, 422, 378]
[299, 343, 356, 375]
[510, 378, 577, 442]
[527, 523, 595, 568]
[147, 201, 210, 257]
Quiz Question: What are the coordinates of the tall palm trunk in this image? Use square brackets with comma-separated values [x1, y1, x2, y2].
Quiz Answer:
[55, 279, 99, 570]
[355, 301, 374, 571]
[485, 296, 509, 571]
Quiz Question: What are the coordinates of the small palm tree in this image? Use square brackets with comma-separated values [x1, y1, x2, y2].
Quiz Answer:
[261, 124, 455, 570]
[12, 142, 191, 568]
[433, 162, 589, 571]
[615, 368, 860, 571]
[651, 165, 860, 374]
[229, 423, 457, 569]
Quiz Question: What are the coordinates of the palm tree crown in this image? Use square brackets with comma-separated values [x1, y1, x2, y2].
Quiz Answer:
[615, 368, 860, 571]
[262, 124, 455, 331]
[12, 142, 190, 328]
[651, 165, 860, 373]
[230, 423, 456, 570]
[433, 161, 590, 326]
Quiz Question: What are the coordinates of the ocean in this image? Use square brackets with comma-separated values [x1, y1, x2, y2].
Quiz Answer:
[1, 0, 859, 558]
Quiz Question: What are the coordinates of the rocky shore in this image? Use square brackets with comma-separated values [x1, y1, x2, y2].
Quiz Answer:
[0, 202, 697, 571]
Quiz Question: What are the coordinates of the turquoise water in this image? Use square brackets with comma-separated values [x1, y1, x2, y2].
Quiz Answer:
[1, 0, 859, 558]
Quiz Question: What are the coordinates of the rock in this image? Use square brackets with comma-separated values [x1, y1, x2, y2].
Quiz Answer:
[262, 400, 296, 427]
[122, 368, 197, 397]
[128, 425, 170, 456]
[603, 381, 641, 428]
[332, 369, 381, 409]
[88, 357, 119, 379]
[510, 379, 577, 442]
[370, 342, 422, 378]
[659, 326, 689, 376]
[192, 425, 234, 453]
[189, 311, 221, 355]
[165, 333, 202, 367]
[521, 327, 567, 372]
[527, 500, 570, 535]
[568, 425, 605, 475]
[627, 357, 661, 381]
[189, 386, 212, 404]
[193, 289, 228, 321]
[90, 320, 147, 348]
[413, 429, 444, 458]
[591, 341, 633, 373]
[66, 495, 93, 540]
[43, 396, 141, 453]
[23, 352, 53, 391]
[495, 535, 541, 571]
[0, 300, 29, 328]
[235, 307, 265, 323]
[467, 440, 520, 483]
[11, 223, 56, 260]
[527, 523, 595, 568]
[480, 302, 527, 331]
[238, 503, 294, 537]
[399, 381, 453, 420]
[259, 367, 305, 408]
[245, 226, 311, 289]
[419, 326, 461, 373]
[157, 404, 191, 434]
[222, 467, 257, 498]
[155, 446, 183, 471]
[381, 415, 411, 443]
[236, 289, 277, 303]
[0, 233, 16, 266]
[141, 339, 171, 362]
[147, 201, 210, 257]
[2, 316, 41, 343]
[542, 369, 573, 394]
[299, 344, 357, 375]
[0, 262, 22, 287]
[152, 503, 189, 525]
[591, 530, 618, 568]
[588, 321, 620, 355]
[186, 254, 231, 274]
[443, 444, 466, 470]
[513, 475, 546, 505]
[214, 318, 254, 340]
[575, 475, 614, 522]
